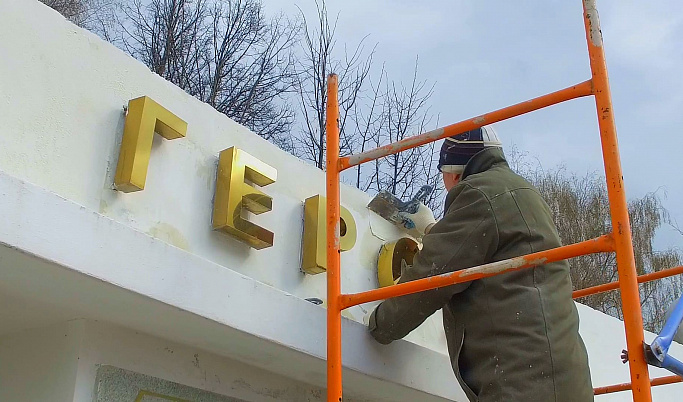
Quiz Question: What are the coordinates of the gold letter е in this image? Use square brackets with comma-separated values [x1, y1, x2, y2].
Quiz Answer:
[213, 147, 277, 249]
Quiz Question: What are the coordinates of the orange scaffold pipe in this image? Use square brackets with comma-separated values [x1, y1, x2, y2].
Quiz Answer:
[573, 265, 683, 299]
[583, 0, 652, 399]
[594, 375, 683, 395]
[338, 80, 593, 171]
[340, 235, 614, 310]
[325, 74, 343, 401]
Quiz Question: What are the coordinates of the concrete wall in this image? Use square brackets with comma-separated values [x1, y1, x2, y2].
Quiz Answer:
[0, 320, 357, 402]
[0, 171, 457, 401]
[78, 320, 331, 402]
[0, 321, 81, 402]
[0, 0, 444, 352]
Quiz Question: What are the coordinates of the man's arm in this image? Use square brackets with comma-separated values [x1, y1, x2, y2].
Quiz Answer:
[369, 184, 498, 344]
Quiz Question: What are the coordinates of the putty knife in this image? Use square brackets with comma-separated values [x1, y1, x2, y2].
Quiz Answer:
[367, 185, 432, 225]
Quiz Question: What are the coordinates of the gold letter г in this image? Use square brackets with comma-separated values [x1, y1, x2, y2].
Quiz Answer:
[114, 96, 187, 192]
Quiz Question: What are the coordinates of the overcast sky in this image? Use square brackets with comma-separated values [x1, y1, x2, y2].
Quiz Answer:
[264, 0, 683, 250]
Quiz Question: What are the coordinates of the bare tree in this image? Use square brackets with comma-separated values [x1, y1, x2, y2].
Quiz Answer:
[41, 0, 89, 25]
[293, 0, 373, 168]
[510, 151, 683, 331]
[88, 0, 443, 210]
[121, 0, 207, 84]
[293, 2, 444, 213]
[40, 0, 116, 32]
[347, 64, 386, 192]
[198, 1, 300, 144]
[117, 0, 299, 146]
[371, 61, 444, 215]
[419, 141, 446, 216]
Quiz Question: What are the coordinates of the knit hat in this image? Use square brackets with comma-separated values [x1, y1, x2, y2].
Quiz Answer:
[437, 125, 502, 173]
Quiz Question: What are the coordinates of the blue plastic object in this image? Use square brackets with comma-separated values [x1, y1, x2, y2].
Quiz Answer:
[645, 296, 683, 377]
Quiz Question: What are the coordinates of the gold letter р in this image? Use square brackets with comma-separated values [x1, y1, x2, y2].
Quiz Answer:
[114, 96, 187, 192]
[301, 195, 357, 274]
[213, 147, 277, 249]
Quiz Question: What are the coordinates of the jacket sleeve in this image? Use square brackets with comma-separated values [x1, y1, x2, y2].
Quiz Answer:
[369, 184, 499, 344]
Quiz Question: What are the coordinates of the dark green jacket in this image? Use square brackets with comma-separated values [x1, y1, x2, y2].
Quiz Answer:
[369, 148, 593, 402]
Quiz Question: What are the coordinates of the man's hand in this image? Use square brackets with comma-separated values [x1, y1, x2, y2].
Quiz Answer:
[397, 202, 436, 238]
[367, 305, 393, 344]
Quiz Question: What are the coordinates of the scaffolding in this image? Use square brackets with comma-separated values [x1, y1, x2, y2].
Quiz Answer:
[324, 1, 682, 401]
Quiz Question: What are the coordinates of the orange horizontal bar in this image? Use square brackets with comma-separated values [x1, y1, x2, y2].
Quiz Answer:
[594, 375, 682, 395]
[573, 265, 683, 299]
[339, 234, 614, 310]
[338, 80, 594, 171]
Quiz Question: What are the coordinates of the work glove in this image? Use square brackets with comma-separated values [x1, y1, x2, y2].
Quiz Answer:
[397, 202, 436, 239]
[362, 309, 373, 326]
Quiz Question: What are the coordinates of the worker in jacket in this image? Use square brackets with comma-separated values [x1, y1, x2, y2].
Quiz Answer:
[368, 126, 594, 401]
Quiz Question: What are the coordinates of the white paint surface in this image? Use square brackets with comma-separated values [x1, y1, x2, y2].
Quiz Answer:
[0, 1, 682, 401]
[0, 173, 458, 401]
[73, 320, 336, 402]
[1, 320, 390, 402]
[579, 305, 683, 401]
[0, 321, 82, 402]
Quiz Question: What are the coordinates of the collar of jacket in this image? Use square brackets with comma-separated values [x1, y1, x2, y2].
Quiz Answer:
[444, 147, 509, 209]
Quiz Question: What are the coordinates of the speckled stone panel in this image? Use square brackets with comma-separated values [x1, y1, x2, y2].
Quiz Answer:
[93, 365, 246, 402]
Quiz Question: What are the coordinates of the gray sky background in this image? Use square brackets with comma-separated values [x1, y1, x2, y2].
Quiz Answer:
[263, 0, 683, 250]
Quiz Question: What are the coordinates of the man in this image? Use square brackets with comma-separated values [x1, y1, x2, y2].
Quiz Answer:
[368, 126, 594, 401]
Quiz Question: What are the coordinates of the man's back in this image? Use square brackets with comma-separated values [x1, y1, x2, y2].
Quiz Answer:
[369, 147, 594, 402]
[444, 148, 593, 401]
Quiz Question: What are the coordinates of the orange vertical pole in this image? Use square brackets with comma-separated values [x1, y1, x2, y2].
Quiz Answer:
[325, 74, 343, 402]
[582, 1, 652, 400]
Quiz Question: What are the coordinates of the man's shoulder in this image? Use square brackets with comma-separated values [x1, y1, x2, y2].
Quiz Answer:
[462, 165, 536, 198]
